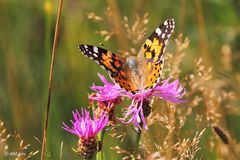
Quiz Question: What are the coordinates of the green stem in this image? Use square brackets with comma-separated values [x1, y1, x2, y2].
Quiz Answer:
[96, 128, 106, 160]
[134, 126, 142, 157]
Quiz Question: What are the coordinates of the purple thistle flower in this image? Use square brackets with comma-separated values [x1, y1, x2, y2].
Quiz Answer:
[90, 73, 125, 103]
[62, 109, 108, 138]
[90, 73, 186, 129]
[122, 78, 187, 129]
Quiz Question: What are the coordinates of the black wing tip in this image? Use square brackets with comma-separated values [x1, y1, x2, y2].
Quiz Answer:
[161, 18, 175, 30]
[164, 18, 175, 24]
[78, 44, 89, 55]
[166, 18, 174, 22]
[78, 44, 83, 50]
[78, 44, 89, 52]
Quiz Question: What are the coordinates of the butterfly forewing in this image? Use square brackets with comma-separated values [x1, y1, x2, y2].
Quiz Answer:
[137, 19, 175, 90]
[79, 44, 138, 93]
[79, 45, 121, 74]
[139, 18, 175, 63]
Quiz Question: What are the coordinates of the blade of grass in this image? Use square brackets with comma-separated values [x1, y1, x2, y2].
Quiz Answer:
[134, 127, 142, 158]
[44, 0, 52, 96]
[60, 141, 63, 160]
[41, 0, 64, 159]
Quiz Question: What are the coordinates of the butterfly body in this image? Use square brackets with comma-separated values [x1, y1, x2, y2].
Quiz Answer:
[126, 56, 146, 90]
[79, 19, 175, 94]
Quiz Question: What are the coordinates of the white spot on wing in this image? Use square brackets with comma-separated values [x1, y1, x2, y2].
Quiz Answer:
[93, 53, 98, 57]
[155, 27, 162, 36]
[164, 20, 168, 25]
[84, 45, 88, 48]
[93, 46, 98, 53]
[161, 33, 165, 39]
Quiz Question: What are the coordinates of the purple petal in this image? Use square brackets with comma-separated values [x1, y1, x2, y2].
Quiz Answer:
[62, 108, 108, 138]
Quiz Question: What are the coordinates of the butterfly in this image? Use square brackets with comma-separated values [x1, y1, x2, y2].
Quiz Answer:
[79, 18, 175, 94]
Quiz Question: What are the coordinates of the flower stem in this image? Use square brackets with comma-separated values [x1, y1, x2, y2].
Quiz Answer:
[96, 128, 106, 160]
[134, 126, 142, 157]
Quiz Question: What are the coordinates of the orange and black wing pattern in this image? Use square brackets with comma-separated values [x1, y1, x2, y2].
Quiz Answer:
[79, 45, 138, 93]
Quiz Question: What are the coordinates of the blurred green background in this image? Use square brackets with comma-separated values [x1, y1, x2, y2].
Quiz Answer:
[0, 0, 240, 159]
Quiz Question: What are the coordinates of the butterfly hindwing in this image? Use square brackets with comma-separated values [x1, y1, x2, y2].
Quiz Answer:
[143, 59, 164, 90]
[111, 69, 139, 94]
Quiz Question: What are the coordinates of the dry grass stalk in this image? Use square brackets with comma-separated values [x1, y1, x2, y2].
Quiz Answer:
[164, 104, 176, 159]
[87, 12, 103, 22]
[41, 0, 63, 159]
[87, 8, 118, 42]
[173, 128, 206, 160]
[109, 124, 127, 143]
[0, 120, 10, 159]
[165, 34, 189, 79]
[13, 132, 39, 160]
[187, 58, 223, 124]
[111, 146, 135, 160]
[87, 10, 149, 57]
[0, 120, 38, 160]
[123, 13, 149, 46]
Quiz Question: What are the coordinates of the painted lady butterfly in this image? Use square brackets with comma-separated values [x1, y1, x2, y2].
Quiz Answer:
[79, 19, 175, 94]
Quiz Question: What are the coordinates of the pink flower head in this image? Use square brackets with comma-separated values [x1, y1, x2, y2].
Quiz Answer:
[90, 73, 125, 103]
[63, 109, 108, 138]
[122, 78, 187, 129]
[90, 74, 186, 129]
